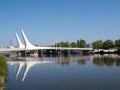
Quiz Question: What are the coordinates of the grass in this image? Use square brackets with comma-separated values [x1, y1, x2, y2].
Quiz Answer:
[0, 55, 8, 90]
[0, 55, 7, 77]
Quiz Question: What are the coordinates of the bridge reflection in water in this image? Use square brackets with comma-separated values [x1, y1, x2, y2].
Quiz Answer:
[7, 58, 51, 82]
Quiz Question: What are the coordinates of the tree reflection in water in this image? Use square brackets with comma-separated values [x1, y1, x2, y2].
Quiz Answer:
[77, 59, 86, 65]
[55, 56, 70, 66]
[55, 54, 120, 67]
[55, 55, 89, 66]
[93, 54, 120, 67]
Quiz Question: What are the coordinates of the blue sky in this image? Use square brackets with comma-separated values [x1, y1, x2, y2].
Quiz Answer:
[0, 0, 120, 46]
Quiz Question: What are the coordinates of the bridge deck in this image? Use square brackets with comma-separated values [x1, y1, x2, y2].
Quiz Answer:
[0, 47, 93, 52]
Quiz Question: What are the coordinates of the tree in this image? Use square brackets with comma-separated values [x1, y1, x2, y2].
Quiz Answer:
[77, 40, 79, 47]
[70, 42, 77, 47]
[115, 39, 120, 48]
[92, 40, 103, 49]
[61, 41, 70, 47]
[103, 39, 115, 49]
[79, 39, 86, 48]
[55, 41, 70, 47]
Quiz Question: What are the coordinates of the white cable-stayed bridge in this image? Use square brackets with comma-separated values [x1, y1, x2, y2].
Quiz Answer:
[0, 29, 93, 56]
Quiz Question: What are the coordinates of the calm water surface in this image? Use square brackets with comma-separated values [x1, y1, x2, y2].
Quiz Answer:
[7, 55, 120, 90]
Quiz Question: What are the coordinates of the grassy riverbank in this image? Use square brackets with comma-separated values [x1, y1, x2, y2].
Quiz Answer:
[0, 55, 8, 90]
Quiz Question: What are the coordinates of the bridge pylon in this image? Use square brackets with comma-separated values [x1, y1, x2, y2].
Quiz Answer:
[21, 29, 37, 49]
[15, 32, 25, 48]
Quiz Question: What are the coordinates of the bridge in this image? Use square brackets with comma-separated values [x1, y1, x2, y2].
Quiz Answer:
[0, 29, 93, 56]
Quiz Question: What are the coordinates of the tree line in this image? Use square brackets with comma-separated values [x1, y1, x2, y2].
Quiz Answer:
[92, 39, 120, 49]
[53, 38, 120, 49]
[54, 39, 86, 48]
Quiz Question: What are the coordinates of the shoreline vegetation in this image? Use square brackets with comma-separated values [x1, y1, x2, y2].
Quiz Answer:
[52, 39, 120, 54]
[0, 55, 8, 90]
[53, 39, 120, 49]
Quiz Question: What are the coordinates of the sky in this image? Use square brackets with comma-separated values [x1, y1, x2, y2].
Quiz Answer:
[0, 0, 120, 46]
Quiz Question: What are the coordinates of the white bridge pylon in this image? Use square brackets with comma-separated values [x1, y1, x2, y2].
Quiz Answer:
[15, 32, 25, 49]
[16, 29, 37, 49]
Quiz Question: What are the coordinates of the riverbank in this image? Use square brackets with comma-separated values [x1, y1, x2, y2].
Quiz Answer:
[0, 55, 8, 90]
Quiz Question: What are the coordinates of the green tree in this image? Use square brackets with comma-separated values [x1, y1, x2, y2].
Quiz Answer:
[77, 40, 79, 47]
[79, 39, 86, 48]
[61, 41, 70, 47]
[70, 42, 77, 47]
[115, 39, 120, 48]
[103, 39, 115, 49]
[55, 41, 70, 47]
[92, 40, 103, 49]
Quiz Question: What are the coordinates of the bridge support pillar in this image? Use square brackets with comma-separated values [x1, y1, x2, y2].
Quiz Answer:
[68, 50, 71, 56]
[80, 51, 83, 55]
[18, 52, 21, 57]
[38, 50, 43, 57]
[24, 50, 26, 57]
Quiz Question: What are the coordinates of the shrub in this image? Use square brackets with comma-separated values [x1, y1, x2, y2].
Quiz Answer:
[0, 56, 7, 77]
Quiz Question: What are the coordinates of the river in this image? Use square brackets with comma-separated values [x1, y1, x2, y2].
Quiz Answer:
[6, 54, 120, 90]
